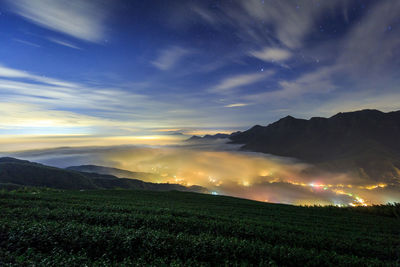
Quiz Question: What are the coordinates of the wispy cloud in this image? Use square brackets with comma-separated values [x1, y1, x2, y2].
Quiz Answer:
[6, 0, 109, 43]
[337, 1, 400, 78]
[210, 71, 273, 94]
[0, 64, 79, 88]
[244, 65, 338, 105]
[0, 63, 226, 137]
[239, 1, 400, 113]
[0, 64, 151, 133]
[180, 0, 349, 49]
[0, 64, 80, 88]
[13, 38, 41, 48]
[0, 102, 106, 130]
[249, 47, 291, 62]
[47, 37, 81, 50]
[151, 46, 191, 71]
[224, 103, 249, 108]
[312, 91, 400, 117]
[3, 0, 399, 142]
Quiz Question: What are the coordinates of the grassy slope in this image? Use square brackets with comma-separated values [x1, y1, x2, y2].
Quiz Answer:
[0, 189, 399, 266]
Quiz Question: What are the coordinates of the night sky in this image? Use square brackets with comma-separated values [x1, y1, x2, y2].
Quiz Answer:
[0, 0, 399, 145]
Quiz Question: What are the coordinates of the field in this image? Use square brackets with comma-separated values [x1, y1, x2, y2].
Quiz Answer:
[0, 189, 399, 266]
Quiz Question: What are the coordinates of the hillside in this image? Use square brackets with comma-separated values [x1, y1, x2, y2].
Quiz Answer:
[229, 109, 400, 182]
[0, 157, 205, 193]
[66, 165, 159, 180]
[0, 189, 399, 265]
[0, 157, 97, 190]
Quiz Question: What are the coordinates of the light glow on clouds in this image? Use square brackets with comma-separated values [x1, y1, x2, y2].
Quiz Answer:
[224, 103, 249, 108]
[0, 135, 184, 152]
[7, 145, 400, 205]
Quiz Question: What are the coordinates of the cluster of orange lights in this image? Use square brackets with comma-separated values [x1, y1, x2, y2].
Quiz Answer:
[154, 170, 390, 206]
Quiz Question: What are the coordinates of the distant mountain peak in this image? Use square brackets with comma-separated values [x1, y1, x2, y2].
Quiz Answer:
[187, 135, 202, 140]
[330, 109, 384, 119]
[274, 115, 299, 124]
[186, 133, 229, 141]
[282, 115, 296, 120]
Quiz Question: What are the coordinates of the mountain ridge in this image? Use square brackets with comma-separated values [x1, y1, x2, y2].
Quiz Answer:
[186, 133, 230, 142]
[228, 109, 400, 182]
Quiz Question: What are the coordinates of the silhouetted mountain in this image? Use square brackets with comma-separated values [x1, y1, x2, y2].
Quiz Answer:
[0, 157, 97, 189]
[187, 135, 202, 141]
[66, 165, 158, 180]
[0, 157, 207, 193]
[187, 133, 230, 141]
[229, 109, 400, 182]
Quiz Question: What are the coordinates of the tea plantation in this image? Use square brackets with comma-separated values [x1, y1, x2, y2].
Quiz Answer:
[0, 189, 399, 266]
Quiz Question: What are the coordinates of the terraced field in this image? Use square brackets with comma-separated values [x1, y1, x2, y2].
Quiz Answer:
[0, 189, 399, 266]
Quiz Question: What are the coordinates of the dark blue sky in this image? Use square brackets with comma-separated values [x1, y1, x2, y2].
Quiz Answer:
[0, 0, 399, 143]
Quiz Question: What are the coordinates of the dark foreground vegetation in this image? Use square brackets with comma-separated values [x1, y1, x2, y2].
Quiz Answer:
[0, 188, 399, 266]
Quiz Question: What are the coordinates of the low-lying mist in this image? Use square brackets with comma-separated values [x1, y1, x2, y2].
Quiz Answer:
[6, 141, 400, 206]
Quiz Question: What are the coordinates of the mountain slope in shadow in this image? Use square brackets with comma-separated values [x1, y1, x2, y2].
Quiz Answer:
[0, 157, 207, 193]
[66, 165, 158, 180]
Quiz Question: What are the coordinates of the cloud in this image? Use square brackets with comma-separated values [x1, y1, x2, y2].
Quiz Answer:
[0, 63, 236, 137]
[6, 0, 109, 43]
[179, 0, 349, 49]
[3, 1, 399, 148]
[311, 91, 400, 117]
[224, 103, 249, 108]
[13, 39, 41, 48]
[247, 66, 337, 103]
[337, 1, 400, 78]
[0, 64, 78, 87]
[210, 71, 273, 94]
[8, 145, 400, 205]
[249, 47, 291, 62]
[0, 134, 184, 153]
[0, 64, 152, 134]
[0, 102, 107, 129]
[47, 37, 81, 50]
[247, 1, 400, 112]
[151, 46, 191, 70]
